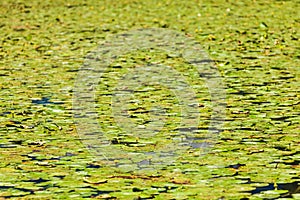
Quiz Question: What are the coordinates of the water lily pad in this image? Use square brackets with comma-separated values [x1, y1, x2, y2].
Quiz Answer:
[0, 0, 299, 199]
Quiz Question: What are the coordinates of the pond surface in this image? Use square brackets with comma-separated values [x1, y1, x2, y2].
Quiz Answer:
[0, 0, 299, 199]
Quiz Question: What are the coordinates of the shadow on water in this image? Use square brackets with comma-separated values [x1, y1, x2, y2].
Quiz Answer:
[243, 179, 300, 199]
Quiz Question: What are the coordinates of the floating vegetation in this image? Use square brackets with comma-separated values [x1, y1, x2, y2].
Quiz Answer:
[0, 0, 299, 199]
